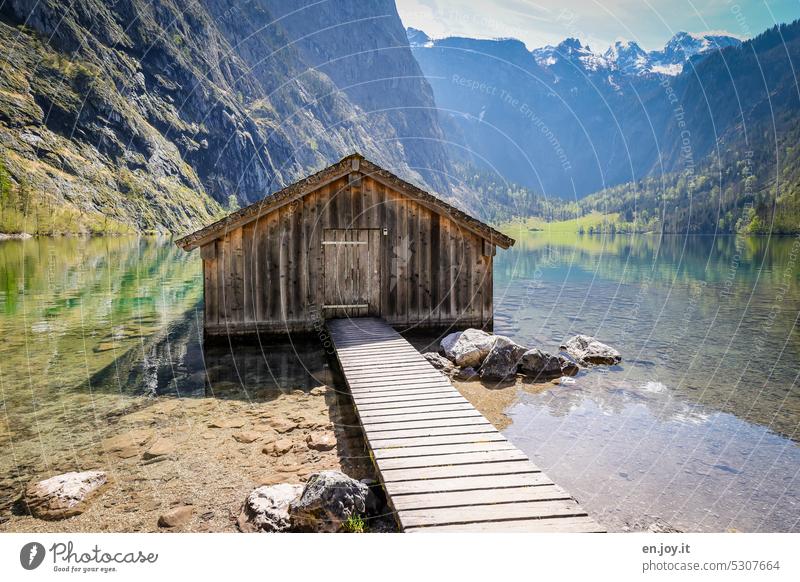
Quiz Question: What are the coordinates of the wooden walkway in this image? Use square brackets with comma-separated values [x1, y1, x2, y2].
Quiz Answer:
[327, 317, 603, 533]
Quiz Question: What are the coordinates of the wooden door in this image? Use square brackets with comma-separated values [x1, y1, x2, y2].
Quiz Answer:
[323, 229, 381, 318]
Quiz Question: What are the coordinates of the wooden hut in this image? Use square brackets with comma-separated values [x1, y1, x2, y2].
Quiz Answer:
[176, 154, 515, 336]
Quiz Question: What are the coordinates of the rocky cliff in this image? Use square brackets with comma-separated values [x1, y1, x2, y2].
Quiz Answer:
[0, 0, 452, 234]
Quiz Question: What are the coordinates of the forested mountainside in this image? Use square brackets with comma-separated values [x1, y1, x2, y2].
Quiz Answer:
[410, 19, 800, 226]
[0, 0, 452, 234]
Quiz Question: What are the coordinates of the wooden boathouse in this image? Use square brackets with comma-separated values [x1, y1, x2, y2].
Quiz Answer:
[176, 153, 514, 336]
[177, 155, 603, 531]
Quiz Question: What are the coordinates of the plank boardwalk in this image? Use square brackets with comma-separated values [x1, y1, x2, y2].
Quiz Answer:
[327, 317, 604, 533]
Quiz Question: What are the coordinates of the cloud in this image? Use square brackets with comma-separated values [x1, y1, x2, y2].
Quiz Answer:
[396, 0, 792, 52]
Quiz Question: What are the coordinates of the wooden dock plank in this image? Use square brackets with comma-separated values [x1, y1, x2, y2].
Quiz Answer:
[383, 472, 554, 496]
[390, 485, 571, 510]
[371, 440, 517, 459]
[398, 499, 588, 528]
[327, 317, 603, 533]
[376, 449, 529, 470]
[369, 432, 509, 449]
[381, 460, 538, 483]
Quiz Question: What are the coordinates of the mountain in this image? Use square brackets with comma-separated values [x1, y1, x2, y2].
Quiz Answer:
[409, 31, 660, 197]
[651, 31, 743, 74]
[408, 24, 796, 205]
[0, 0, 452, 234]
[603, 40, 650, 75]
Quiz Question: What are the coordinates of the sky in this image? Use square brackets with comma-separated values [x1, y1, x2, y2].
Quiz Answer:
[396, 0, 800, 51]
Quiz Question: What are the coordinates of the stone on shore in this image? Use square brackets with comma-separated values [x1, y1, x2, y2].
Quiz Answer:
[158, 505, 193, 528]
[237, 483, 304, 532]
[560, 335, 621, 366]
[24, 470, 108, 520]
[479, 336, 527, 380]
[306, 433, 336, 451]
[289, 470, 369, 532]
[423, 352, 455, 373]
[440, 329, 495, 368]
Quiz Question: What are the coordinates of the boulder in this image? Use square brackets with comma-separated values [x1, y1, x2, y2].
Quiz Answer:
[289, 470, 369, 532]
[560, 335, 621, 366]
[237, 483, 304, 533]
[158, 505, 193, 528]
[440, 329, 495, 368]
[478, 336, 527, 380]
[519, 348, 563, 379]
[422, 352, 454, 373]
[24, 471, 108, 520]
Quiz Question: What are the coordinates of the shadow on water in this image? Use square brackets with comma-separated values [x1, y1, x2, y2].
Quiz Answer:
[86, 306, 334, 401]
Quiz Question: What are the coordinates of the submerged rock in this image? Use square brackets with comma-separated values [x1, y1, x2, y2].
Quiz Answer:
[478, 336, 527, 380]
[453, 366, 479, 381]
[24, 471, 108, 520]
[558, 354, 581, 376]
[519, 348, 563, 379]
[262, 438, 293, 457]
[423, 352, 455, 373]
[232, 431, 261, 444]
[101, 429, 153, 459]
[143, 437, 176, 459]
[289, 470, 369, 532]
[237, 483, 304, 533]
[560, 335, 621, 366]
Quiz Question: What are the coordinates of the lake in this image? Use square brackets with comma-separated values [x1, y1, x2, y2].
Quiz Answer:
[0, 233, 798, 532]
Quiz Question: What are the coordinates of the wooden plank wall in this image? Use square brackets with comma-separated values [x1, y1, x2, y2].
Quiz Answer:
[201, 175, 494, 335]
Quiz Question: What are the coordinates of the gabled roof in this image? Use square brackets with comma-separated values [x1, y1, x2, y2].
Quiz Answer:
[175, 153, 515, 251]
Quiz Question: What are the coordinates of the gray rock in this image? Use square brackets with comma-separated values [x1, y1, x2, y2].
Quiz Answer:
[289, 470, 369, 532]
[558, 354, 581, 376]
[24, 471, 107, 520]
[237, 483, 304, 533]
[519, 348, 563, 379]
[478, 336, 527, 380]
[440, 329, 495, 367]
[453, 366, 479, 381]
[422, 351, 454, 373]
[560, 335, 621, 366]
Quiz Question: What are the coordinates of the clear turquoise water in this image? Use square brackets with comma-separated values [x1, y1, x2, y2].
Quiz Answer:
[0, 233, 798, 531]
[494, 231, 800, 532]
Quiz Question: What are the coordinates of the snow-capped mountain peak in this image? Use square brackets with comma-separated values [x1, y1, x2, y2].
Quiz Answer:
[604, 40, 649, 74]
[646, 31, 743, 75]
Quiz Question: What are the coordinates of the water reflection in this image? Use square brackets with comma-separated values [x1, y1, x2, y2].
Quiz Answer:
[0, 237, 333, 514]
[495, 231, 800, 532]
